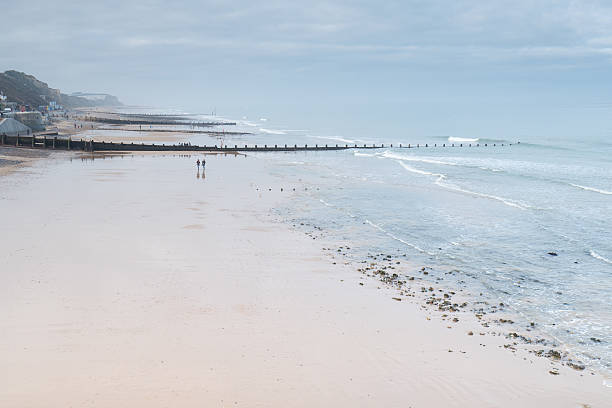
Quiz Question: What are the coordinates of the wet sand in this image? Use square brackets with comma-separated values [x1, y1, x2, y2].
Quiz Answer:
[0, 146, 57, 176]
[0, 152, 610, 407]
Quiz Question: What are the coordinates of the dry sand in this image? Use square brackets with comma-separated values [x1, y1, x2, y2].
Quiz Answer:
[0, 152, 610, 407]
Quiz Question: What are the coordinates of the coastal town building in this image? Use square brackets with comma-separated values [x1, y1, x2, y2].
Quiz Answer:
[2, 111, 44, 131]
[0, 117, 32, 136]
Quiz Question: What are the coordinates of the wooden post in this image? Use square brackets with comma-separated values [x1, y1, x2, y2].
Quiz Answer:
[43, 136, 46, 148]
[53, 137, 56, 149]
[67, 137, 71, 150]
[16, 133, 19, 146]
[1, 134, 4, 145]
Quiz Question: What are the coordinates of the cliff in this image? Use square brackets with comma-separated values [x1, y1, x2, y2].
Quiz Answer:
[0, 70, 122, 108]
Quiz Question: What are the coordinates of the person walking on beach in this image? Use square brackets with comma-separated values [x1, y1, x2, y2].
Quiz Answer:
[202, 159, 206, 169]
[196, 159, 201, 169]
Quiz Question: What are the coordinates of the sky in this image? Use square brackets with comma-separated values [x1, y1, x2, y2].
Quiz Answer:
[2, 0, 612, 139]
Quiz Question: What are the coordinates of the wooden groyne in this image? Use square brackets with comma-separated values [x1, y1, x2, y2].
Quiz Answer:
[0, 134, 515, 153]
[97, 127, 252, 136]
[80, 116, 236, 127]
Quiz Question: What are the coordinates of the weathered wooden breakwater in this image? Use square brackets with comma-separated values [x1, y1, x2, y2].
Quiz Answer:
[80, 116, 236, 127]
[0, 133, 515, 153]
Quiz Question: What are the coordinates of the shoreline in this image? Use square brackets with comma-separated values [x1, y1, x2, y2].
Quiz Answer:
[0, 150, 610, 406]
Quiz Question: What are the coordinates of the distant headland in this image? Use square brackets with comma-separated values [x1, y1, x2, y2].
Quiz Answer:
[0, 70, 121, 112]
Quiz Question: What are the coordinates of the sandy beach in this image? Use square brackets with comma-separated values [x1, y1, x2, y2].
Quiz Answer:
[0, 149, 610, 407]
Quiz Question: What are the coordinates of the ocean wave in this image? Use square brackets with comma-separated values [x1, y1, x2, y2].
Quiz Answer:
[448, 137, 479, 143]
[437, 182, 530, 210]
[479, 166, 503, 172]
[259, 128, 286, 135]
[318, 199, 358, 219]
[364, 219, 433, 255]
[590, 250, 612, 265]
[396, 161, 529, 210]
[240, 120, 258, 127]
[382, 151, 459, 166]
[312, 135, 356, 144]
[385, 151, 509, 175]
[570, 183, 612, 195]
[397, 161, 445, 179]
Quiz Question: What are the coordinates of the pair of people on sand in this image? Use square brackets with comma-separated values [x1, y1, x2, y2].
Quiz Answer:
[196, 159, 206, 169]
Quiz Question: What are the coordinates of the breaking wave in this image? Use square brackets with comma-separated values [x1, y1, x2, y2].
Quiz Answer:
[570, 184, 612, 195]
[313, 135, 356, 144]
[396, 161, 530, 210]
[590, 250, 612, 265]
[259, 128, 286, 135]
[382, 151, 459, 167]
[448, 137, 479, 143]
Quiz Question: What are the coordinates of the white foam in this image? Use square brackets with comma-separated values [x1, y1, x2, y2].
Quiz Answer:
[259, 128, 286, 135]
[382, 151, 459, 167]
[590, 250, 612, 265]
[438, 182, 530, 210]
[570, 183, 612, 195]
[319, 198, 334, 207]
[365, 219, 433, 255]
[397, 161, 445, 180]
[313, 135, 356, 144]
[448, 137, 479, 142]
[259, 118, 268, 122]
[354, 152, 376, 157]
[395, 161, 529, 210]
[318, 199, 357, 219]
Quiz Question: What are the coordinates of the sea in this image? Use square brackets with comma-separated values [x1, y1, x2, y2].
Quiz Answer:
[113, 107, 612, 375]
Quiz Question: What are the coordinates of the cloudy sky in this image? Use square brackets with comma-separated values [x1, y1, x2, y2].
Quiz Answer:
[3, 0, 612, 138]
